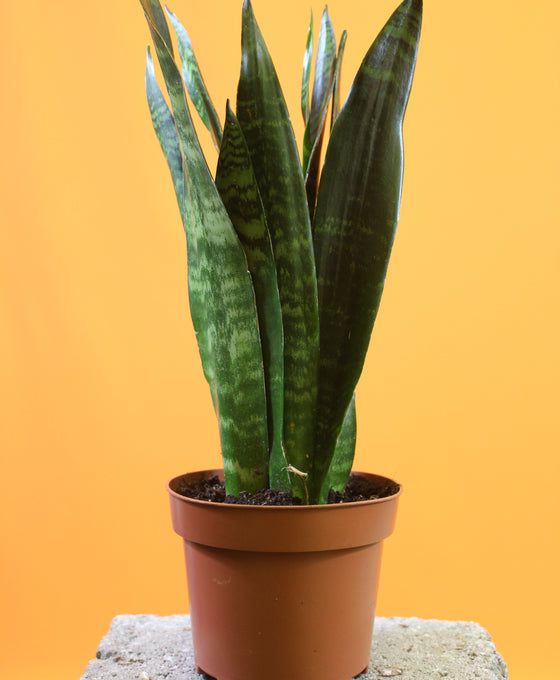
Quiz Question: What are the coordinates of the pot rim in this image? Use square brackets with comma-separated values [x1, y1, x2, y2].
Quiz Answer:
[168, 469, 402, 551]
[167, 468, 402, 511]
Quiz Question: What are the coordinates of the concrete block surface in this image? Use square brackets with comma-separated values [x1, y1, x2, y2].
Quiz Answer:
[81, 614, 508, 680]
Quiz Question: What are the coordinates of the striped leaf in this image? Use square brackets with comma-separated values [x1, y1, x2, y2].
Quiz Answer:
[303, 8, 337, 220]
[166, 8, 223, 151]
[301, 11, 313, 125]
[145, 47, 184, 211]
[330, 30, 347, 129]
[141, 0, 269, 495]
[215, 102, 289, 492]
[140, 0, 174, 56]
[323, 393, 356, 495]
[302, 7, 336, 177]
[236, 0, 319, 500]
[310, 0, 422, 501]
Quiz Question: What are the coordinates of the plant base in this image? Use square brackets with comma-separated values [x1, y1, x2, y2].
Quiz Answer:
[168, 469, 401, 680]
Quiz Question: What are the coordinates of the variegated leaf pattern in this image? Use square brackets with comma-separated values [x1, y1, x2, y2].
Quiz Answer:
[311, 0, 422, 501]
[330, 30, 347, 130]
[236, 0, 319, 500]
[145, 47, 184, 212]
[302, 7, 336, 177]
[166, 8, 223, 151]
[322, 393, 356, 496]
[215, 102, 289, 492]
[141, 0, 422, 503]
[141, 0, 269, 495]
[301, 11, 313, 125]
[303, 9, 337, 220]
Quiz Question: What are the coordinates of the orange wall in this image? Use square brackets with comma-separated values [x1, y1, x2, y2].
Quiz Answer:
[2, 1, 559, 679]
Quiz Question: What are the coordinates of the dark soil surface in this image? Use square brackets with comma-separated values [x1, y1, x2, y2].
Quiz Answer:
[175, 474, 399, 505]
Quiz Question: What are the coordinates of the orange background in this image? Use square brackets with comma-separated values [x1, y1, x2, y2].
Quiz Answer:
[1, 1, 559, 679]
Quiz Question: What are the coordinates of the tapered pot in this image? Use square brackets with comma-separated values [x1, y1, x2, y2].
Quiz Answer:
[167, 469, 401, 680]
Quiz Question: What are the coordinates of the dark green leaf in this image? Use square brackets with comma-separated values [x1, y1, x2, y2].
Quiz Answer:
[237, 0, 319, 500]
[330, 30, 347, 129]
[215, 102, 289, 492]
[166, 8, 223, 151]
[145, 47, 184, 212]
[303, 8, 337, 220]
[301, 11, 313, 124]
[302, 7, 336, 177]
[323, 393, 356, 495]
[310, 0, 422, 501]
[141, 0, 270, 495]
[140, 0, 174, 55]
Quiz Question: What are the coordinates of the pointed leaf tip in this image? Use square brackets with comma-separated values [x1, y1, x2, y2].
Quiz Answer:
[404, 0, 422, 15]
[140, 0, 174, 56]
[301, 9, 314, 125]
[166, 6, 222, 149]
[236, 1, 319, 493]
[310, 0, 422, 496]
[242, 0, 256, 28]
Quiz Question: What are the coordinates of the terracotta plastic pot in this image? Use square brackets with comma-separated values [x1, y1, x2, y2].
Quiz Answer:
[167, 469, 401, 680]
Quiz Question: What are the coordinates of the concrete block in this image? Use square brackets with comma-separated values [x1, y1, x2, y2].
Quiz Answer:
[81, 614, 508, 679]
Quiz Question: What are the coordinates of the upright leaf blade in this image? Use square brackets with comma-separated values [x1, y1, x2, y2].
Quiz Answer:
[237, 0, 319, 500]
[323, 393, 356, 495]
[301, 11, 313, 124]
[141, 0, 270, 495]
[302, 7, 336, 177]
[141, 0, 174, 54]
[166, 8, 223, 150]
[145, 47, 184, 212]
[330, 30, 347, 129]
[215, 102, 289, 492]
[303, 8, 337, 219]
[311, 0, 422, 501]
[307, 28, 347, 225]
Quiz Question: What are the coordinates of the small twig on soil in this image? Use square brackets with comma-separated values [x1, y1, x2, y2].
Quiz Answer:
[283, 464, 310, 504]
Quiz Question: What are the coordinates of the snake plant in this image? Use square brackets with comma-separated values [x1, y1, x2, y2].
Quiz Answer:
[140, 0, 421, 503]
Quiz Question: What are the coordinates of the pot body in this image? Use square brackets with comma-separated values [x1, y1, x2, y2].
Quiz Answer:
[167, 469, 401, 680]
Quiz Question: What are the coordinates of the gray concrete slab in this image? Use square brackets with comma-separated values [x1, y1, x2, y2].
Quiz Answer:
[81, 614, 508, 680]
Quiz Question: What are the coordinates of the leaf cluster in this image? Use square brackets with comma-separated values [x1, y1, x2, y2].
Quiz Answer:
[140, 0, 421, 503]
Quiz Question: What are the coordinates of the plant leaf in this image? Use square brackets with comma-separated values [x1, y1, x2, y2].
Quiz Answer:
[140, 0, 269, 495]
[303, 7, 337, 220]
[330, 30, 347, 129]
[145, 46, 184, 212]
[237, 0, 319, 500]
[166, 8, 223, 151]
[306, 29, 347, 228]
[323, 393, 356, 495]
[302, 7, 336, 177]
[303, 118, 326, 224]
[215, 102, 289, 492]
[310, 0, 422, 501]
[140, 0, 174, 55]
[301, 11, 313, 125]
